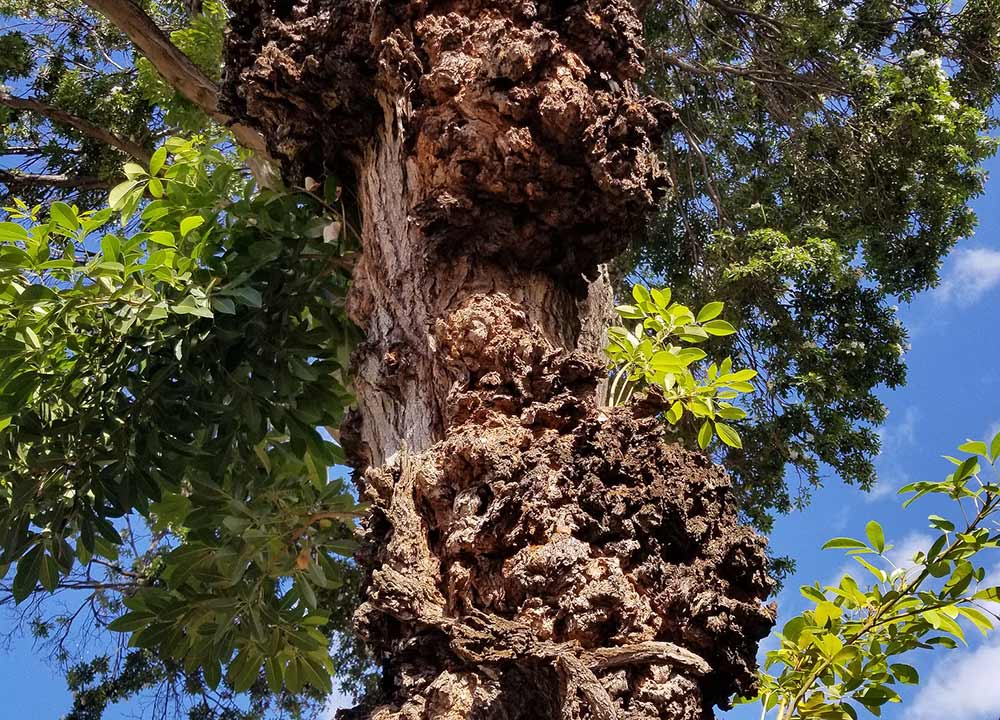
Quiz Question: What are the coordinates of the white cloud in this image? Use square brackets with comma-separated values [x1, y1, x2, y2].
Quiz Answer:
[935, 248, 1000, 305]
[867, 467, 907, 502]
[831, 505, 851, 532]
[884, 532, 933, 576]
[868, 408, 919, 502]
[879, 406, 919, 453]
[826, 532, 933, 589]
[909, 633, 1000, 720]
[902, 562, 1000, 720]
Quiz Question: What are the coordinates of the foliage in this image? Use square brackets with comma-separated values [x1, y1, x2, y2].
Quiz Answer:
[0, 0, 220, 206]
[746, 433, 1000, 719]
[633, 0, 1000, 530]
[0, 136, 365, 698]
[606, 283, 756, 451]
[0, 0, 164, 204]
[135, 0, 228, 132]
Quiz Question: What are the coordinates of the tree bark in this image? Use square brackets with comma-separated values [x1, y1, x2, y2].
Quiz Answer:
[224, 2, 774, 718]
[0, 169, 113, 191]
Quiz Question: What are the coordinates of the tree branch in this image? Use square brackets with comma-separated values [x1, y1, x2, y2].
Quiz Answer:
[0, 169, 113, 191]
[0, 91, 152, 163]
[81, 0, 269, 156]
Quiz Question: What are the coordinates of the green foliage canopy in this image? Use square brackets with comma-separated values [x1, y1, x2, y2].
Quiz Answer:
[0, 136, 365, 706]
[634, 0, 1000, 529]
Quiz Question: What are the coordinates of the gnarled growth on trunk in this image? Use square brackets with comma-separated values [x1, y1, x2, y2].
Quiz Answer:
[224, 1, 774, 717]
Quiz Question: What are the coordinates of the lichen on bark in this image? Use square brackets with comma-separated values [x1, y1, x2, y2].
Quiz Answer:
[223, 1, 775, 718]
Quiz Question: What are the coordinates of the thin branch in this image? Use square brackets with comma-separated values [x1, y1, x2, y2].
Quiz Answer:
[0, 146, 82, 156]
[0, 169, 113, 191]
[81, 0, 269, 156]
[0, 90, 151, 163]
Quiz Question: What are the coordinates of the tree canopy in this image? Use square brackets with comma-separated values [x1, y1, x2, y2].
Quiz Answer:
[629, 0, 1000, 530]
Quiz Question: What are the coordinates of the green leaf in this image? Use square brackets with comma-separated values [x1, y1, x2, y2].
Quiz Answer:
[0, 222, 28, 242]
[107, 612, 155, 633]
[180, 215, 205, 237]
[853, 555, 886, 582]
[714, 422, 742, 448]
[866, 520, 886, 553]
[697, 420, 713, 450]
[285, 657, 303, 693]
[958, 440, 989, 457]
[716, 405, 747, 420]
[822, 537, 868, 551]
[22, 326, 41, 350]
[703, 319, 737, 336]
[632, 284, 651, 305]
[928, 515, 955, 532]
[973, 587, 1000, 603]
[49, 202, 78, 232]
[149, 146, 168, 176]
[697, 301, 724, 322]
[814, 601, 841, 627]
[265, 656, 284, 693]
[890, 663, 919, 684]
[108, 180, 140, 209]
[148, 230, 176, 247]
[675, 348, 707, 364]
[147, 176, 164, 198]
[38, 554, 60, 591]
[300, 656, 332, 693]
[12, 545, 43, 603]
[680, 324, 710, 340]
[924, 608, 966, 643]
[856, 685, 897, 707]
[211, 297, 236, 315]
[171, 296, 213, 318]
[615, 304, 644, 320]
[650, 287, 671, 308]
[298, 576, 318, 609]
[123, 162, 147, 179]
[225, 286, 263, 308]
[953, 456, 979, 481]
[957, 606, 993, 635]
[101, 234, 120, 262]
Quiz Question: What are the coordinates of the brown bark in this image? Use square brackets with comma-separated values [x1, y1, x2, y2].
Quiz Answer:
[0, 169, 113, 191]
[224, 2, 775, 718]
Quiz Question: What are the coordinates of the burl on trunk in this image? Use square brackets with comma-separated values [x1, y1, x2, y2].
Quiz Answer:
[224, 1, 775, 718]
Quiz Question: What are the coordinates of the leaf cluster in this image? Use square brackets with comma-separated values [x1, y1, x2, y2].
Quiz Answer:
[606, 283, 756, 450]
[0, 137, 363, 695]
[630, 0, 1000, 531]
[747, 433, 1000, 719]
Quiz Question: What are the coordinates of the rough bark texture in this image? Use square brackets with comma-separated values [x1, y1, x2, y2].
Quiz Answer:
[224, 2, 775, 718]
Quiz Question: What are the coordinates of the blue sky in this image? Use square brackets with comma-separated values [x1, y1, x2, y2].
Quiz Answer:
[2, 165, 1000, 720]
[722, 151, 1000, 720]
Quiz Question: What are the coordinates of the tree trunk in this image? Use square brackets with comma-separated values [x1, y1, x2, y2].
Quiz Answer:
[224, 2, 774, 718]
